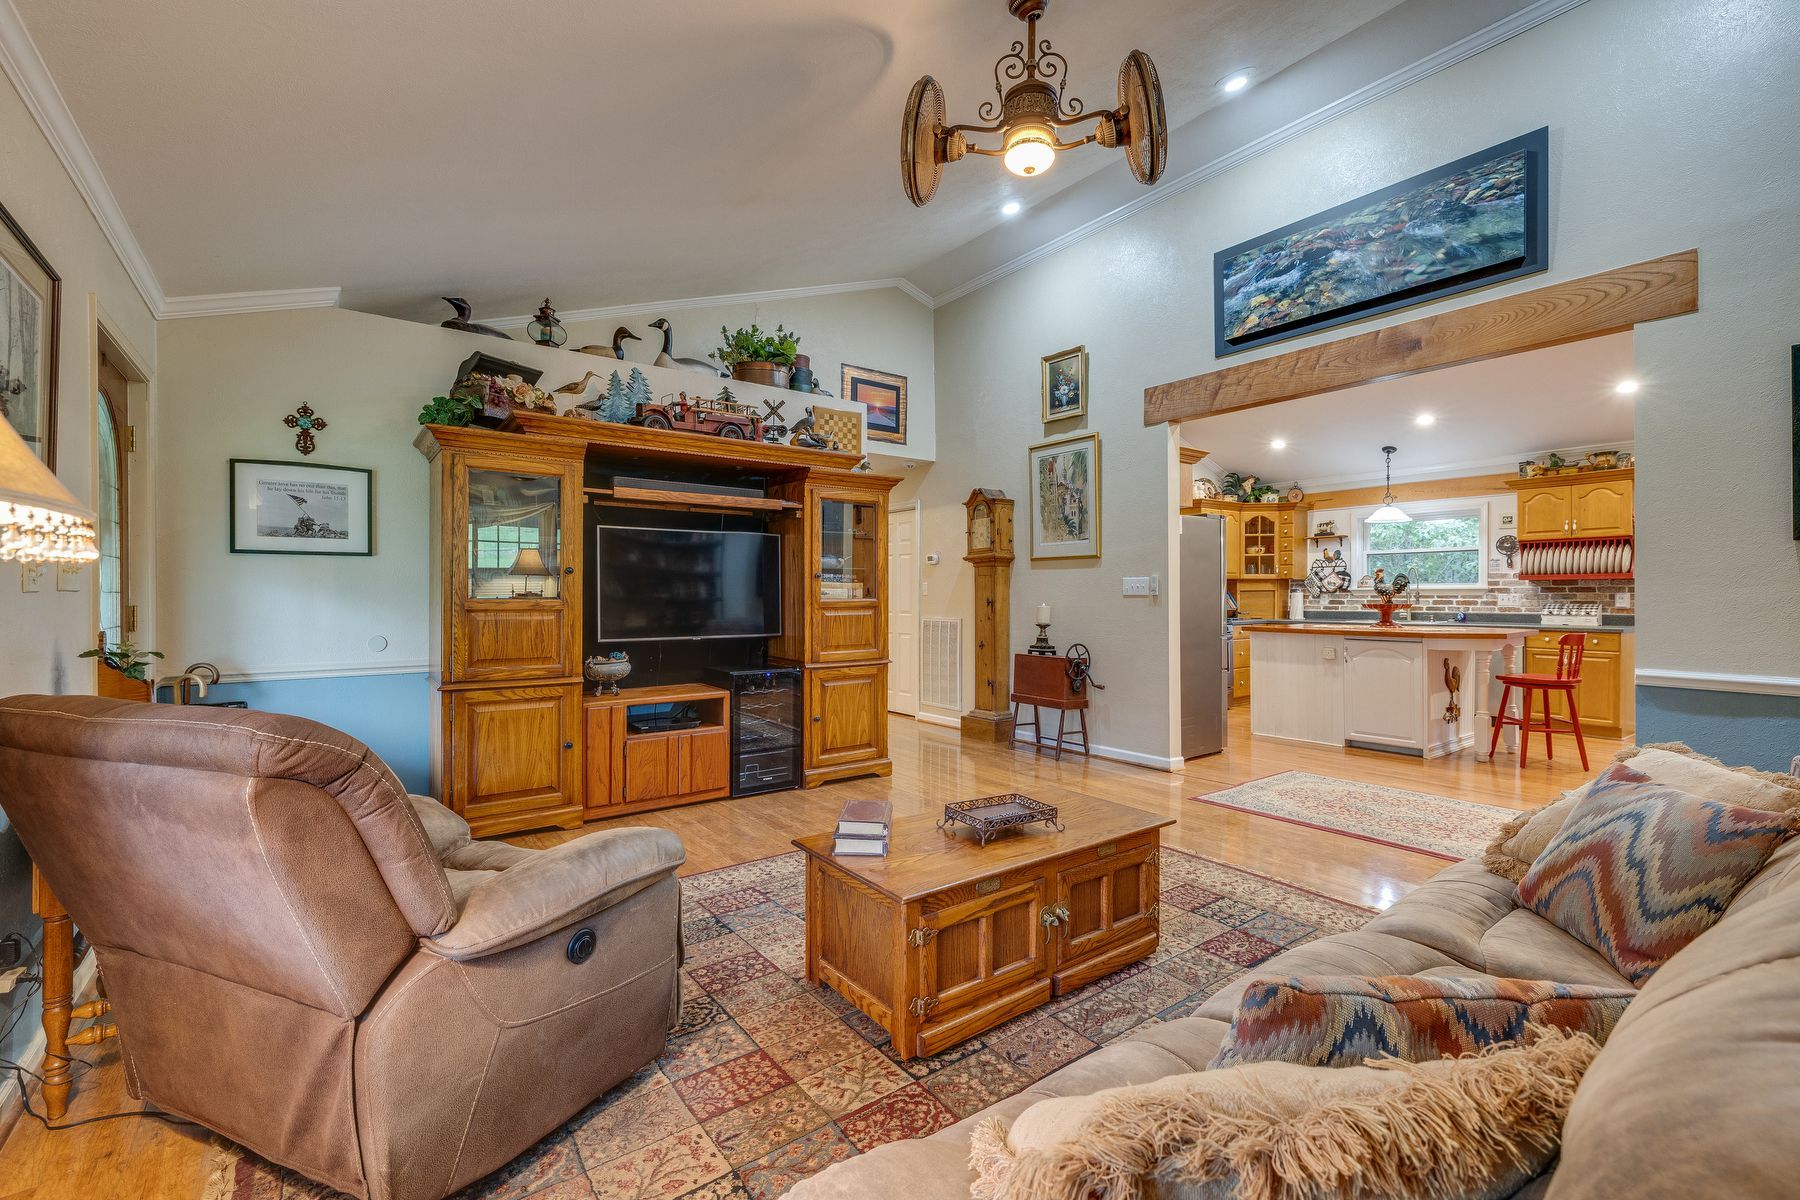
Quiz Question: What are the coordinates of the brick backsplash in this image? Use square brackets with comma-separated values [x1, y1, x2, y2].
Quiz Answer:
[1311, 561, 1632, 615]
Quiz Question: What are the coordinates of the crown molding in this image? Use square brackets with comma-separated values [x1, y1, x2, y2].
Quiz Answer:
[483, 276, 935, 329]
[928, 0, 1590, 308]
[1294, 440, 1635, 494]
[159, 287, 342, 319]
[0, 0, 166, 314]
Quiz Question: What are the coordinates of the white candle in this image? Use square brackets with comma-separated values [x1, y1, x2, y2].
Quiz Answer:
[1036, 604, 1052, 625]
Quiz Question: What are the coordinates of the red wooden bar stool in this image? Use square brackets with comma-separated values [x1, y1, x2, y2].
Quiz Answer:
[1489, 632, 1589, 769]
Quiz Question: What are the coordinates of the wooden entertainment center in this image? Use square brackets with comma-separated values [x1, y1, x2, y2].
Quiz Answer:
[417, 415, 899, 837]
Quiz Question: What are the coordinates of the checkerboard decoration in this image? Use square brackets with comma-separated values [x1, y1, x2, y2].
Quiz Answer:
[208, 848, 1370, 1200]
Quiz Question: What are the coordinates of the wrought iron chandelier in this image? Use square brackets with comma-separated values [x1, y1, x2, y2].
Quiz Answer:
[901, 0, 1167, 207]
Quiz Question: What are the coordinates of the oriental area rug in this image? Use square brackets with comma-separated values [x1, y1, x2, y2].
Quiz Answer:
[1194, 771, 1520, 862]
[206, 847, 1369, 1200]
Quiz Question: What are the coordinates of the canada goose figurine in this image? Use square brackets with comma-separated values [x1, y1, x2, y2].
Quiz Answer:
[647, 318, 727, 376]
[439, 297, 513, 341]
[553, 371, 607, 413]
[577, 326, 642, 360]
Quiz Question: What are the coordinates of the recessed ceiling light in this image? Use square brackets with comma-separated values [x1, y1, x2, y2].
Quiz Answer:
[1414, 413, 1436, 427]
[1269, 437, 1288, 450]
[1000, 200, 1022, 217]
[1614, 378, 1640, 395]
[1218, 70, 1253, 94]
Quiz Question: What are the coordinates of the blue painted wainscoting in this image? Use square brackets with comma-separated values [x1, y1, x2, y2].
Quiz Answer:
[202, 672, 433, 794]
[1637, 683, 1800, 774]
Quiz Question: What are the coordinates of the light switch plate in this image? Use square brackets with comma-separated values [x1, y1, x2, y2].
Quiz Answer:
[1615, 593, 1631, 608]
[55, 564, 81, 592]
[20, 563, 41, 593]
[1122, 576, 1151, 597]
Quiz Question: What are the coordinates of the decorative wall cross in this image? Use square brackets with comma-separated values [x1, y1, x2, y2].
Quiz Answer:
[283, 402, 328, 455]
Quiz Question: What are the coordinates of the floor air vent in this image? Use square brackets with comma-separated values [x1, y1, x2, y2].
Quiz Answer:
[921, 618, 962, 712]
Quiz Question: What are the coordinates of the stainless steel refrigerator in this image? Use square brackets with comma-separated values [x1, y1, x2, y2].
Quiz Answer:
[1180, 514, 1229, 758]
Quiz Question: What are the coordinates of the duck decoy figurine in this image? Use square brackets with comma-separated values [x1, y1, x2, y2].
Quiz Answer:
[439, 297, 513, 341]
[646, 318, 727, 376]
[577, 326, 642, 360]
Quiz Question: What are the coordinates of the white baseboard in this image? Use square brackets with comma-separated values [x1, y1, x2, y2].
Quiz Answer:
[0, 951, 100, 1127]
[914, 711, 961, 730]
[1012, 728, 1181, 772]
[1636, 668, 1800, 699]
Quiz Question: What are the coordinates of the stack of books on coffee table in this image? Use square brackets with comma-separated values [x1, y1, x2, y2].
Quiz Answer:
[833, 799, 891, 856]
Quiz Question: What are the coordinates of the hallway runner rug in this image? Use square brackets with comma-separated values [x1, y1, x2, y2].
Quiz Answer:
[206, 846, 1369, 1200]
[1192, 771, 1520, 862]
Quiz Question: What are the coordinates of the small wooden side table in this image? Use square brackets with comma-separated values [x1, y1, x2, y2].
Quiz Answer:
[1010, 653, 1090, 760]
[31, 865, 114, 1121]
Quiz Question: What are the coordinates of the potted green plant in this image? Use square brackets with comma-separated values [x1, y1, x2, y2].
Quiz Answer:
[710, 324, 801, 389]
[417, 393, 481, 427]
[79, 640, 164, 702]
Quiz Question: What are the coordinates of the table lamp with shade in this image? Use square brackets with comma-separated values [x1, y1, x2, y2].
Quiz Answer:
[506, 544, 553, 598]
[0, 417, 99, 564]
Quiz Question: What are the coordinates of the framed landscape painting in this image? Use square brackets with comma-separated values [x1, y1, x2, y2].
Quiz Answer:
[842, 363, 907, 444]
[0, 202, 61, 467]
[230, 459, 372, 555]
[1213, 126, 1549, 356]
[1028, 432, 1100, 560]
[1041, 345, 1087, 422]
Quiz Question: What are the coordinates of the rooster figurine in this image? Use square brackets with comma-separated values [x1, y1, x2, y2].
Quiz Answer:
[1361, 567, 1413, 627]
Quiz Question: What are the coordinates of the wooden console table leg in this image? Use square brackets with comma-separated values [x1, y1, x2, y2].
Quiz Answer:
[32, 869, 73, 1122]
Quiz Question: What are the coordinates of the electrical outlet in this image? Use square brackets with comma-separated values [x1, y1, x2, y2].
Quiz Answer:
[1148, 574, 1161, 597]
[1122, 576, 1151, 597]
[1615, 593, 1631, 608]
[20, 563, 41, 593]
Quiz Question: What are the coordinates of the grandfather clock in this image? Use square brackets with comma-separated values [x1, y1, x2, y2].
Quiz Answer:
[960, 489, 1017, 742]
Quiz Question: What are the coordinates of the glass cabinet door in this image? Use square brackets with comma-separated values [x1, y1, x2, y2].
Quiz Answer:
[467, 469, 564, 601]
[816, 496, 878, 603]
[1243, 514, 1277, 576]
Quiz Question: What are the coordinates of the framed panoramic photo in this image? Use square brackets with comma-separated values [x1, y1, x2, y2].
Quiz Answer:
[1028, 432, 1100, 560]
[1041, 345, 1087, 422]
[230, 459, 372, 555]
[842, 363, 907, 444]
[1213, 126, 1549, 356]
[0, 202, 62, 467]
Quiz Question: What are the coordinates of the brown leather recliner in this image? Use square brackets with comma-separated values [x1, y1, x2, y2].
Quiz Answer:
[0, 695, 686, 1200]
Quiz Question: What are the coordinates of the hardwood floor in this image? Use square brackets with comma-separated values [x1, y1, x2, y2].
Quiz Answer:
[0, 705, 1618, 1198]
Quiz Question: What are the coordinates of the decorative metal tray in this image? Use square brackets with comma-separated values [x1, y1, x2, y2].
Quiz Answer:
[936, 794, 1063, 846]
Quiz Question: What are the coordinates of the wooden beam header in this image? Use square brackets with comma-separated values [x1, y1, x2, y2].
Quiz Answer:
[1145, 250, 1698, 426]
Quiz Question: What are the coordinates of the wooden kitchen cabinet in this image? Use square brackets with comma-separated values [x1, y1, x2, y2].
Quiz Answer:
[1508, 469, 1633, 539]
[446, 684, 583, 836]
[1231, 633, 1250, 700]
[1522, 630, 1635, 738]
[1570, 479, 1633, 536]
[1222, 511, 1244, 577]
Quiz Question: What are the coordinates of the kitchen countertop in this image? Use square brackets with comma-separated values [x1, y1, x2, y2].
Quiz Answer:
[1230, 615, 1634, 633]
[1235, 622, 1533, 639]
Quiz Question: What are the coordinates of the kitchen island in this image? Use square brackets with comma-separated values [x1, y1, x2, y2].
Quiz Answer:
[1237, 623, 1529, 759]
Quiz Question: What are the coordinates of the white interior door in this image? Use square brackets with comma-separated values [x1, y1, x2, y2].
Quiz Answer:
[887, 503, 919, 715]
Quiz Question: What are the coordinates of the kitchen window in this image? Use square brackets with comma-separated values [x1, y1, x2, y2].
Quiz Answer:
[1357, 503, 1487, 589]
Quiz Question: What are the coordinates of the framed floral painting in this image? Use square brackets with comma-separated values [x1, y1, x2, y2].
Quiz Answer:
[1028, 432, 1100, 560]
[1041, 345, 1086, 422]
[0, 202, 61, 467]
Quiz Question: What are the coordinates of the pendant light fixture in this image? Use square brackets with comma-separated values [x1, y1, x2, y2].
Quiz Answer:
[900, 0, 1167, 206]
[1367, 446, 1411, 524]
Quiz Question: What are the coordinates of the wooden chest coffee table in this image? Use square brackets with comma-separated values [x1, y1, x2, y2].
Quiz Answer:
[793, 795, 1174, 1059]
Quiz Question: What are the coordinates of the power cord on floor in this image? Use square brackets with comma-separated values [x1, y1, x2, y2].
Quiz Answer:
[0, 979, 200, 1131]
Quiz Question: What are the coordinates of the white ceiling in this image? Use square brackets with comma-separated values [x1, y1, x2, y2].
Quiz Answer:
[1179, 333, 1639, 489]
[11, 0, 1465, 320]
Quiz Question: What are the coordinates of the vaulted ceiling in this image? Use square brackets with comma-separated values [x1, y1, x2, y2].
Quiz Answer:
[15, 0, 1548, 320]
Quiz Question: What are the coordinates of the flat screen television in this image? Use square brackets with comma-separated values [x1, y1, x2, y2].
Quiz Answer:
[595, 525, 782, 641]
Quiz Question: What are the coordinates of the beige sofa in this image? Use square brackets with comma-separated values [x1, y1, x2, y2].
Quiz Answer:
[791, 835, 1800, 1199]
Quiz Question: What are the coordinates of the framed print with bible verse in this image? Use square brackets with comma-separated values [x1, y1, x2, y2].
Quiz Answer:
[842, 363, 907, 444]
[0, 202, 61, 467]
[230, 459, 372, 555]
[1041, 345, 1086, 422]
[1028, 432, 1100, 560]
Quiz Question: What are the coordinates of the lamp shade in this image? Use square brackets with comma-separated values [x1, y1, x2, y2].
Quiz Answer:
[0, 418, 98, 563]
[1366, 503, 1412, 524]
[507, 546, 551, 576]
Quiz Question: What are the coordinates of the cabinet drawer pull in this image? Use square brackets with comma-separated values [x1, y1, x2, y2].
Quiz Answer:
[1040, 902, 1072, 928]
